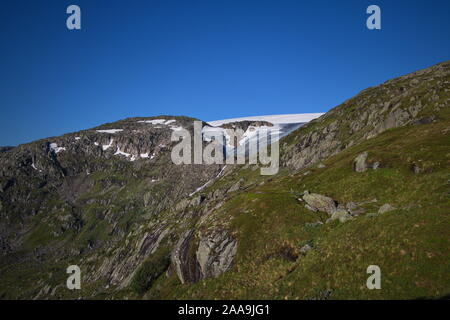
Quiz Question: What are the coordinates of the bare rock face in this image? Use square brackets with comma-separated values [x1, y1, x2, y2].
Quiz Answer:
[196, 231, 237, 279]
[303, 191, 337, 215]
[171, 229, 237, 284]
[90, 225, 171, 288]
[354, 152, 368, 172]
[171, 230, 201, 284]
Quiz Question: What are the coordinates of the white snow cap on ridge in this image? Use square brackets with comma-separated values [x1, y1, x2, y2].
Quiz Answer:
[138, 118, 183, 131]
[203, 113, 324, 156]
[138, 119, 176, 125]
[207, 113, 324, 126]
[96, 129, 124, 134]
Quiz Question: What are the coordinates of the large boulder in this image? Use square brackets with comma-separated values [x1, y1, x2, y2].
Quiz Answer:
[303, 191, 336, 215]
[354, 152, 368, 172]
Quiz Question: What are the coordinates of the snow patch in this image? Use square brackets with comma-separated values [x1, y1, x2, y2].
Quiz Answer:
[189, 180, 212, 197]
[138, 119, 183, 132]
[96, 129, 123, 134]
[102, 139, 113, 150]
[216, 165, 227, 178]
[114, 147, 141, 162]
[169, 125, 184, 132]
[49, 143, 66, 154]
[114, 148, 131, 157]
[207, 113, 324, 126]
[138, 119, 176, 125]
[190, 165, 227, 197]
[203, 113, 323, 156]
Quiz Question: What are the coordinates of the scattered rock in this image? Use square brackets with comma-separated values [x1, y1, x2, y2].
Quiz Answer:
[303, 193, 336, 215]
[411, 163, 421, 174]
[372, 161, 380, 170]
[327, 210, 353, 223]
[354, 152, 368, 172]
[317, 163, 326, 168]
[299, 244, 312, 254]
[378, 203, 396, 214]
[346, 202, 365, 215]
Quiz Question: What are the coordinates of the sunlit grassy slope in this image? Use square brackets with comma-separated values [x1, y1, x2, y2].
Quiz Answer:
[147, 114, 449, 300]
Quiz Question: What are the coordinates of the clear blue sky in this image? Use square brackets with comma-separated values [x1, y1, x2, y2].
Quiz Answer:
[1, 0, 449, 146]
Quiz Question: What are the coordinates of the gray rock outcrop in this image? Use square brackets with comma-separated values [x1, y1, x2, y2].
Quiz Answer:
[196, 231, 237, 279]
[354, 152, 368, 172]
[303, 191, 336, 215]
[171, 229, 237, 284]
[171, 230, 202, 284]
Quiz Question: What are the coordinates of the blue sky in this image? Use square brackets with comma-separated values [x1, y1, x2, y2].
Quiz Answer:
[0, 0, 449, 146]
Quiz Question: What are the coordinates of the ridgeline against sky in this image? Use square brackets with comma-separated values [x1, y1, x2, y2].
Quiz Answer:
[1, 0, 449, 146]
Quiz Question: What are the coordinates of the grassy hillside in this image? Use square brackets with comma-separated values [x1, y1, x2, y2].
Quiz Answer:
[145, 112, 449, 300]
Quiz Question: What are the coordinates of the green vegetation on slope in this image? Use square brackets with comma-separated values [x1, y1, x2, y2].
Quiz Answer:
[148, 118, 449, 300]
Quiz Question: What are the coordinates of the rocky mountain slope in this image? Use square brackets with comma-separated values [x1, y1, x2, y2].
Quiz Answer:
[0, 61, 449, 299]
